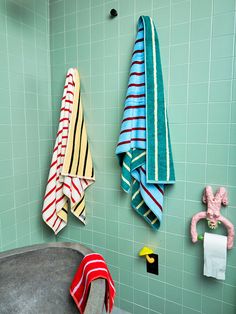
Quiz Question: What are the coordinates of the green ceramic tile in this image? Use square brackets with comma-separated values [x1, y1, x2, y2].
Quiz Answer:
[135, 0, 152, 12]
[222, 302, 236, 314]
[170, 43, 189, 66]
[149, 294, 165, 314]
[189, 83, 209, 103]
[166, 300, 182, 314]
[189, 61, 209, 83]
[65, 0, 76, 15]
[118, 222, 134, 240]
[169, 84, 187, 104]
[202, 278, 223, 300]
[1, 225, 17, 246]
[228, 166, 236, 186]
[106, 249, 119, 267]
[166, 250, 184, 270]
[214, 0, 235, 14]
[191, 18, 211, 41]
[120, 269, 134, 287]
[171, 22, 190, 45]
[153, 7, 170, 28]
[191, 0, 212, 20]
[184, 254, 201, 274]
[0, 125, 12, 143]
[211, 35, 234, 59]
[120, 16, 135, 36]
[133, 273, 148, 292]
[120, 284, 134, 302]
[211, 58, 233, 81]
[208, 123, 230, 144]
[119, 238, 134, 256]
[183, 272, 202, 294]
[65, 13, 76, 32]
[210, 81, 232, 102]
[172, 1, 190, 25]
[149, 278, 165, 299]
[190, 39, 210, 62]
[119, 254, 134, 272]
[202, 296, 222, 314]
[120, 299, 133, 313]
[16, 220, 30, 238]
[93, 217, 106, 233]
[133, 304, 149, 314]
[229, 145, 236, 166]
[186, 143, 206, 163]
[50, 0, 64, 19]
[206, 164, 228, 185]
[213, 12, 235, 37]
[186, 162, 206, 183]
[183, 289, 201, 311]
[170, 64, 188, 84]
[166, 283, 183, 304]
[0, 209, 16, 228]
[166, 233, 184, 253]
[186, 182, 204, 202]
[134, 289, 148, 308]
[14, 173, 28, 191]
[208, 102, 231, 123]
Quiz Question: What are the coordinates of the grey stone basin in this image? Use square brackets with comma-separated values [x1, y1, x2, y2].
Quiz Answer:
[0, 242, 106, 314]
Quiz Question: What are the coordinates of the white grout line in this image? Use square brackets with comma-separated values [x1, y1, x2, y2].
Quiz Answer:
[182, 0, 192, 312]
[203, 1, 214, 311]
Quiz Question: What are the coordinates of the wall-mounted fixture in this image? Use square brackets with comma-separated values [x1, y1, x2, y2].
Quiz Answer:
[110, 9, 118, 18]
[190, 186, 235, 280]
[139, 247, 154, 263]
[139, 247, 158, 275]
[191, 186, 234, 249]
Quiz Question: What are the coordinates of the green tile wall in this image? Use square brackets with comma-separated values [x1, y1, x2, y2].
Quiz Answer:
[0, 0, 55, 252]
[49, 0, 236, 313]
[1, 0, 236, 313]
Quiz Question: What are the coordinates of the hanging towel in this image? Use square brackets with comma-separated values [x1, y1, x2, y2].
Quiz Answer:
[70, 253, 116, 314]
[42, 68, 95, 234]
[203, 232, 227, 280]
[116, 16, 175, 229]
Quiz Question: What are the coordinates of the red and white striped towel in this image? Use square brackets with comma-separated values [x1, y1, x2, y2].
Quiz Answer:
[42, 68, 95, 234]
[70, 253, 116, 313]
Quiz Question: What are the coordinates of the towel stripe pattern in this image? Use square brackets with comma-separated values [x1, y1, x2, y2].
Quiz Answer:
[116, 16, 175, 229]
[70, 253, 116, 314]
[144, 17, 175, 183]
[42, 68, 95, 234]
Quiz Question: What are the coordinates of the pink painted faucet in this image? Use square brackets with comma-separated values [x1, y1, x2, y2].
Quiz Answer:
[190, 186, 234, 249]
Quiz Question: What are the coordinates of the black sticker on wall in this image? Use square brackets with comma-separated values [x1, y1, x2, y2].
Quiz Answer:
[146, 254, 159, 275]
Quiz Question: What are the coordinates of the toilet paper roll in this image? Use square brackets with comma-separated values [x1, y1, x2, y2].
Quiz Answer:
[203, 232, 227, 280]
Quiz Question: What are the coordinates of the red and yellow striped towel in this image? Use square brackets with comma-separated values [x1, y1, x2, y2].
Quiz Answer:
[42, 68, 95, 234]
[70, 253, 116, 313]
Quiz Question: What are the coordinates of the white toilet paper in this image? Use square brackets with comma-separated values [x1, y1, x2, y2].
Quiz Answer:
[203, 232, 227, 280]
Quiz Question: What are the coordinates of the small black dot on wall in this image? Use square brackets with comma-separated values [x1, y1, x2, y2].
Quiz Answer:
[110, 9, 118, 18]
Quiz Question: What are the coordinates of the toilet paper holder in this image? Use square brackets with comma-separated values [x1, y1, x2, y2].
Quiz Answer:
[190, 186, 234, 250]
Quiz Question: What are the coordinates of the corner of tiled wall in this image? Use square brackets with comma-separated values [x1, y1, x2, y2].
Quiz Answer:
[0, 0, 56, 252]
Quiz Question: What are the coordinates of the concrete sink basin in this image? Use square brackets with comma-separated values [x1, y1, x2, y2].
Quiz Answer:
[0, 242, 105, 314]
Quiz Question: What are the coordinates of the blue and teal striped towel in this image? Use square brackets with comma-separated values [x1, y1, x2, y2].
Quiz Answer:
[116, 16, 175, 229]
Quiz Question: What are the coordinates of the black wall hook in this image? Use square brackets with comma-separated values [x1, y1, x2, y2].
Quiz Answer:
[110, 9, 118, 18]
